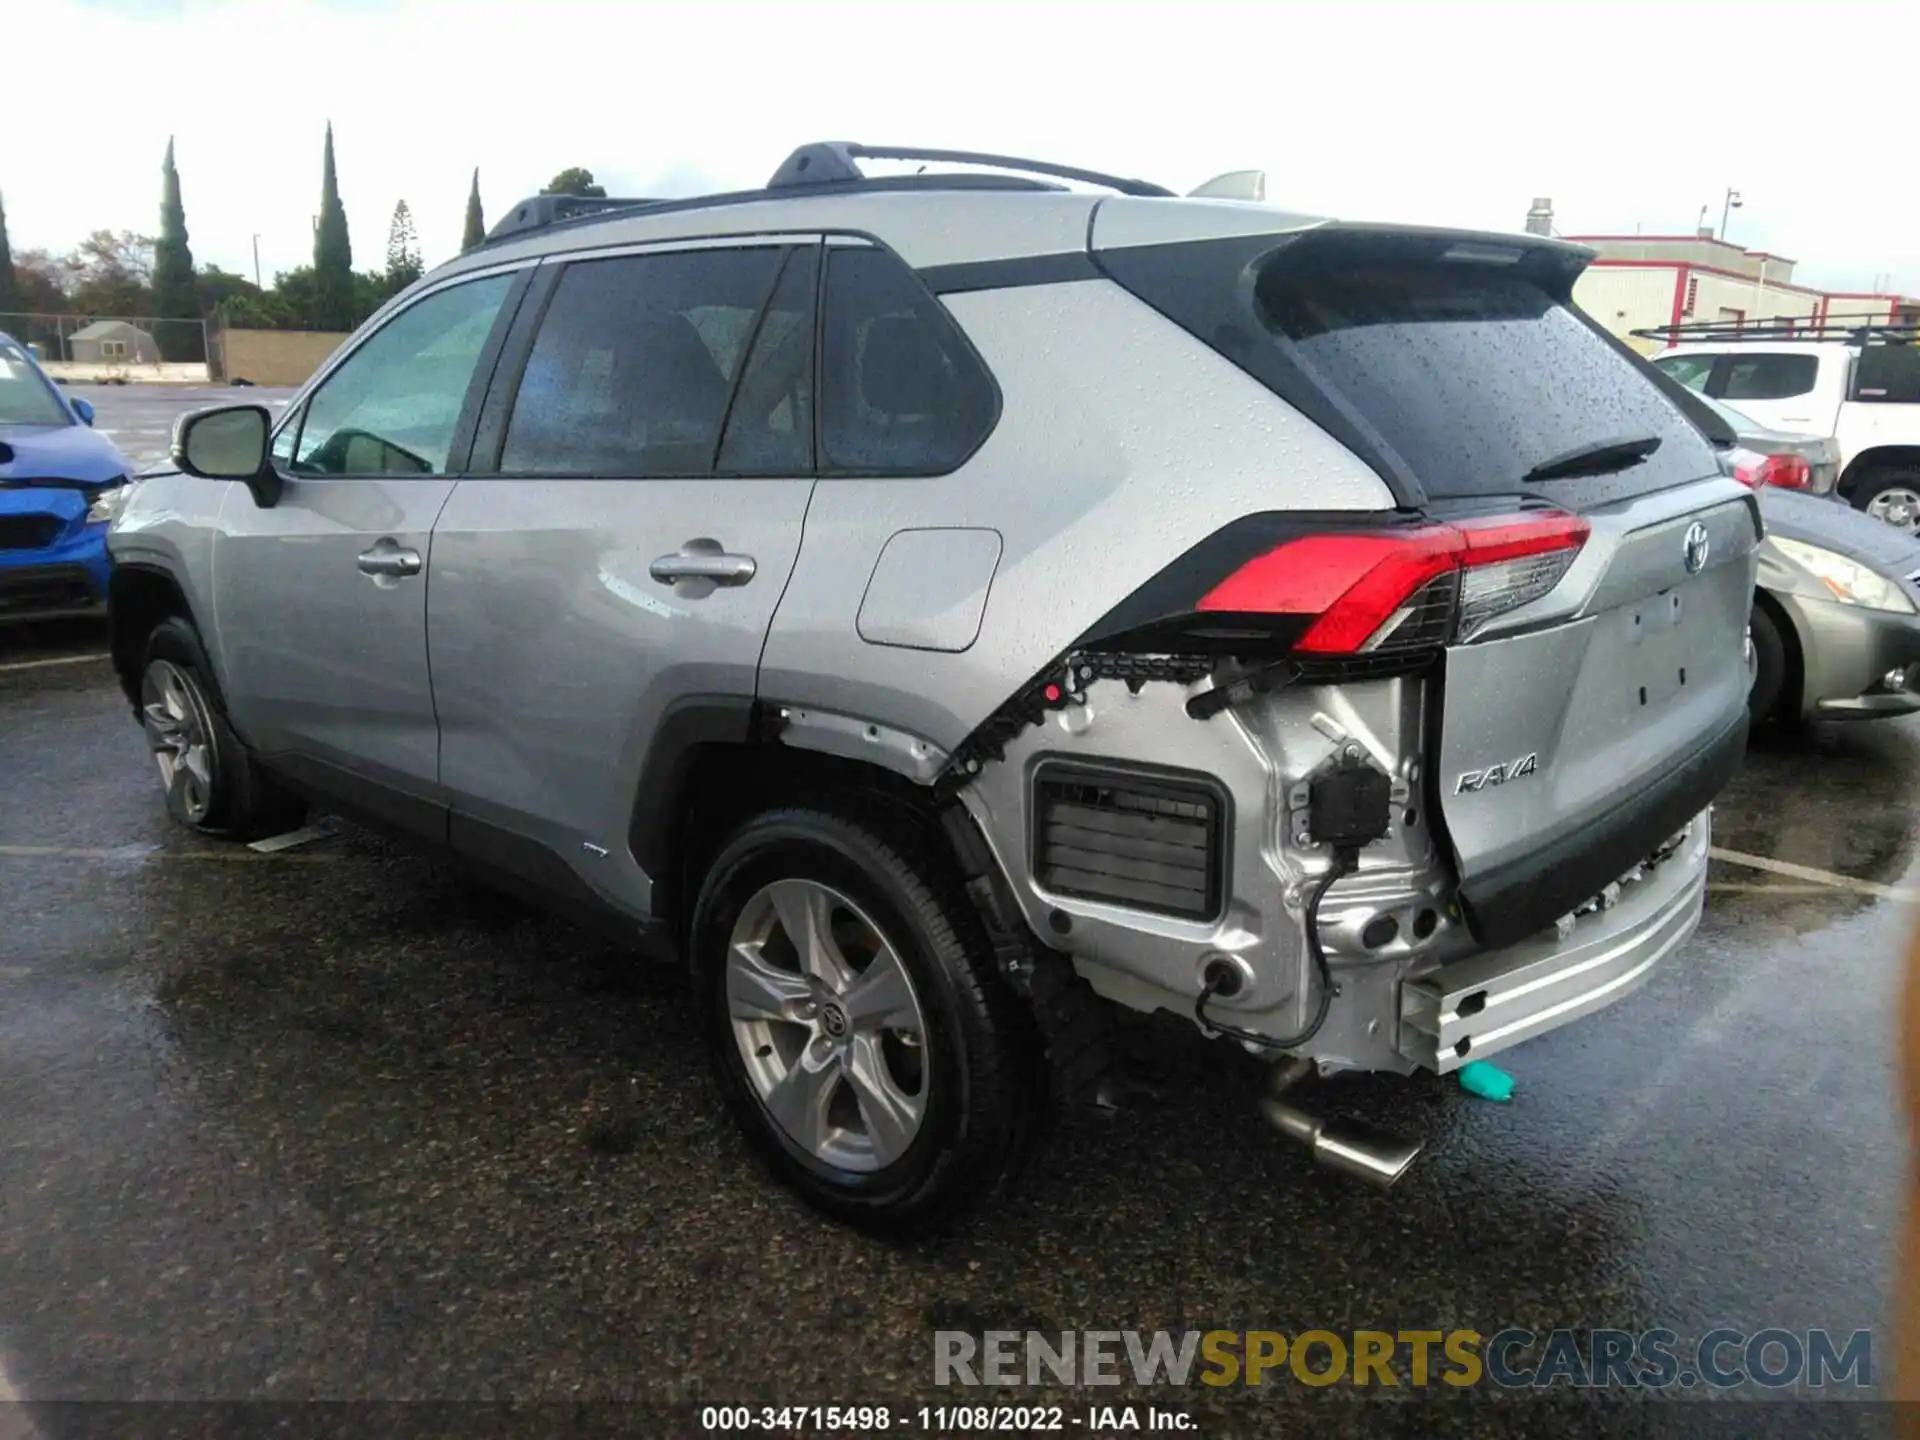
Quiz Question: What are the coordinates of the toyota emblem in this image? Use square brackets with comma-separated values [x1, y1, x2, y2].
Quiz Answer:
[1682, 521, 1710, 575]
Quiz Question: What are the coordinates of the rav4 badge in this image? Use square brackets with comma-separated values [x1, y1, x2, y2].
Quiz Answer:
[1454, 753, 1540, 795]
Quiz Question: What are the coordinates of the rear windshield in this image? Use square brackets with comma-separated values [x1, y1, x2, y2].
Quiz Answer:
[1097, 235, 1723, 508]
[1252, 261, 1722, 504]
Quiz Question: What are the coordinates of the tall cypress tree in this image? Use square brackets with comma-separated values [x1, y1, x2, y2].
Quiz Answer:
[461, 169, 486, 253]
[313, 122, 356, 331]
[0, 191, 22, 334]
[151, 138, 202, 361]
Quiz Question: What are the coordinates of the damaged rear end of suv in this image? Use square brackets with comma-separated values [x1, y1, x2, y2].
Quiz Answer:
[729, 178, 1759, 1229]
[767, 198, 1759, 1222]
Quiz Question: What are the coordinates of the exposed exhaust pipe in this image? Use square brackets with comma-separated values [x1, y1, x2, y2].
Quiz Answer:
[1259, 1056, 1424, 1188]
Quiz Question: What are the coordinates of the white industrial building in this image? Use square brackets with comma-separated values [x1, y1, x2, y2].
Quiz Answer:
[1518, 200, 1919, 352]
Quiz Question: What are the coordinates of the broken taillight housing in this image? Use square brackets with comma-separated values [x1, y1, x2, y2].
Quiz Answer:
[1724, 446, 1812, 490]
[1196, 512, 1590, 652]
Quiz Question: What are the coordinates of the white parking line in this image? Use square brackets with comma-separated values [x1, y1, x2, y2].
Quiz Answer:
[1706, 882, 1863, 896]
[1709, 846, 1919, 904]
[0, 1350, 37, 1440]
[0, 843, 338, 864]
[0, 653, 110, 674]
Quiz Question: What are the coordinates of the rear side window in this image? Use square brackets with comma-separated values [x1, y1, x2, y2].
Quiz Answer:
[1652, 354, 1715, 393]
[500, 247, 788, 477]
[820, 247, 997, 475]
[1719, 353, 1818, 401]
[1852, 345, 1920, 405]
[1252, 259, 1721, 503]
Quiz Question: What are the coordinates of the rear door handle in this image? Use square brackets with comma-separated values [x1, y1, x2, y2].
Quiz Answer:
[650, 547, 756, 586]
[357, 540, 423, 578]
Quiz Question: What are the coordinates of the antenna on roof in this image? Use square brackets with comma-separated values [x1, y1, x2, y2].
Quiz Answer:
[1188, 170, 1266, 201]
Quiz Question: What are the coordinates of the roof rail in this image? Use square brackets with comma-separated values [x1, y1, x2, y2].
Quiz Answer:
[1631, 317, 1920, 347]
[766, 142, 1177, 198]
[470, 142, 1182, 254]
[485, 192, 667, 245]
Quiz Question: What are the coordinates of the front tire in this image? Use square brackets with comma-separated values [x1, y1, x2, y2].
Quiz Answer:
[690, 807, 1042, 1234]
[1746, 601, 1793, 729]
[138, 617, 307, 839]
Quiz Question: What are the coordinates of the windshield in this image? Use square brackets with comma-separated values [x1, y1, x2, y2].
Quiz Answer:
[0, 342, 71, 427]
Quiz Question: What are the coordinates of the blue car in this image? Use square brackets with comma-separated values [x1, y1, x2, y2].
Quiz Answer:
[0, 332, 136, 621]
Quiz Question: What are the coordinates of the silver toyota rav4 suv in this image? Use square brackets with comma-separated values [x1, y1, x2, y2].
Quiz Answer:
[108, 144, 1760, 1232]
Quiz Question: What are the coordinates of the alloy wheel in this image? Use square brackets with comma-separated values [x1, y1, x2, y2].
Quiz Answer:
[725, 878, 930, 1173]
[1866, 486, 1920, 533]
[140, 659, 216, 824]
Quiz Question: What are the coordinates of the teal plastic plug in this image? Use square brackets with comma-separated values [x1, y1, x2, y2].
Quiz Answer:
[1457, 1060, 1515, 1103]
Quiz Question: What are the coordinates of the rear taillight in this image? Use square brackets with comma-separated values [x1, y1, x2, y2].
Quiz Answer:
[1726, 447, 1812, 490]
[1197, 512, 1589, 653]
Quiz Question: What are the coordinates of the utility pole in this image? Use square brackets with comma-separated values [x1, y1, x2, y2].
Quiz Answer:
[251, 234, 262, 290]
[1719, 188, 1743, 241]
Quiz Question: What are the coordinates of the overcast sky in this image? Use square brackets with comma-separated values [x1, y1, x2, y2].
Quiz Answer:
[8, 0, 1917, 295]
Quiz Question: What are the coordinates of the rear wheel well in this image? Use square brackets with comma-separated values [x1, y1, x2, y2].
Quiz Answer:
[656, 742, 963, 947]
[1838, 446, 1920, 499]
[107, 566, 195, 714]
[1752, 588, 1804, 721]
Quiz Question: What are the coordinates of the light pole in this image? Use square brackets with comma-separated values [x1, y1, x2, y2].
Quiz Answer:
[251, 234, 262, 290]
[1719, 188, 1743, 241]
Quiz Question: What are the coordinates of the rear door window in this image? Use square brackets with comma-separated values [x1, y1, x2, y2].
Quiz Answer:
[500, 247, 787, 477]
[1717, 353, 1818, 401]
[819, 246, 998, 475]
[717, 247, 818, 476]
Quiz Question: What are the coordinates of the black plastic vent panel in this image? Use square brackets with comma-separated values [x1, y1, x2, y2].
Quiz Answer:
[1033, 767, 1225, 920]
[0, 515, 61, 551]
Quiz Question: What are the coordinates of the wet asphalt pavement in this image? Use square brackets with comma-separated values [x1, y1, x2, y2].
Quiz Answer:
[1, 397, 1915, 1438]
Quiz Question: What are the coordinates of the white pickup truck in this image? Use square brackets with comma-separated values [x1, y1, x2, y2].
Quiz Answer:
[1644, 326, 1920, 532]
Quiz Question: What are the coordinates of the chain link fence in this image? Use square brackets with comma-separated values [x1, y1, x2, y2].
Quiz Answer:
[0, 313, 212, 383]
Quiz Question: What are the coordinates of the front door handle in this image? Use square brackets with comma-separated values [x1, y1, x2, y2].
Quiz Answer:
[650, 545, 756, 587]
[357, 540, 423, 579]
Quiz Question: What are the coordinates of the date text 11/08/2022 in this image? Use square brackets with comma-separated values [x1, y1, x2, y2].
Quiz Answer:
[698, 1406, 1194, 1432]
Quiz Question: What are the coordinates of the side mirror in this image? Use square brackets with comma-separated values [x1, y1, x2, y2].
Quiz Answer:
[71, 397, 95, 426]
[171, 404, 282, 508]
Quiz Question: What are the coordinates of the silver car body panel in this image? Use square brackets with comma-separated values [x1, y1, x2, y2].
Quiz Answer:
[210, 476, 454, 794]
[755, 277, 1397, 751]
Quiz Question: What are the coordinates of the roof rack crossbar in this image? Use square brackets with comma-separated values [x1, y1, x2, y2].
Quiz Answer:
[766, 142, 1176, 198]
[1630, 318, 1920, 346]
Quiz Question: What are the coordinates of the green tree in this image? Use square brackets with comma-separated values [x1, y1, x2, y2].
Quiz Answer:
[460, 168, 486, 252]
[194, 263, 264, 319]
[63, 230, 154, 317]
[384, 199, 422, 294]
[541, 167, 606, 198]
[0, 192, 22, 330]
[312, 122, 356, 331]
[150, 138, 203, 361]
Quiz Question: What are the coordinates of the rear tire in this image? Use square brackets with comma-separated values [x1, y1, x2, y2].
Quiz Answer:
[1848, 467, 1920, 534]
[1746, 601, 1792, 729]
[690, 806, 1043, 1235]
[139, 617, 308, 840]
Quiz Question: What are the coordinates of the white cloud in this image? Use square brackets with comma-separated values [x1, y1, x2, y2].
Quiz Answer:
[10, 0, 1920, 292]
